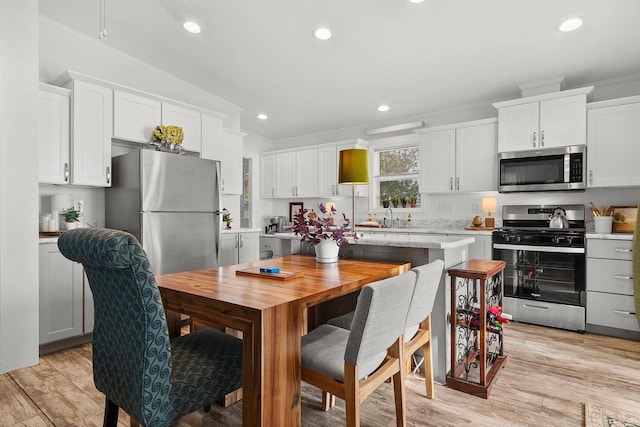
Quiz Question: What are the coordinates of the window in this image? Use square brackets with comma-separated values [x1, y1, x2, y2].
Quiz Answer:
[374, 145, 420, 209]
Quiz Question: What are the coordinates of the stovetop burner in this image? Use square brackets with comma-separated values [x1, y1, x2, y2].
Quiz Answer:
[494, 204, 586, 248]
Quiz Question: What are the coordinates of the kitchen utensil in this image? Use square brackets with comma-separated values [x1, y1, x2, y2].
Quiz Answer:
[549, 207, 569, 229]
[588, 202, 600, 217]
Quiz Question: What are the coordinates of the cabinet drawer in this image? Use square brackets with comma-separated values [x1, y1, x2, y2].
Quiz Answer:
[587, 239, 633, 261]
[586, 291, 639, 332]
[586, 258, 634, 295]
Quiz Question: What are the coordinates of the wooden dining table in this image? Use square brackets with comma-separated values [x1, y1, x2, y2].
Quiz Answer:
[155, 254, 411, 427]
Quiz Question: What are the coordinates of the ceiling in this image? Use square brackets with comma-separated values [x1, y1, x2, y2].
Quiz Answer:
[39, 0, 640, 142]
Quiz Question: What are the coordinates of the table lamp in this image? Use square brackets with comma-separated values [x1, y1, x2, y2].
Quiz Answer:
[338, 149, 370, 234]
[482, 197, 497, 229]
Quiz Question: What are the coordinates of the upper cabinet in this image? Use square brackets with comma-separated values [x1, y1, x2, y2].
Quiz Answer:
[418, 119, 498, 193]
[201, 115, 244, 194]
[68, 80, 113, 187]
[493, 87, 593, 152]
[260, 139, 369, 199]
[38, 83, 70, 185]
[113, 90, 161, 143]
[587, 96, 640, 188]
[161, 102, 202, 153]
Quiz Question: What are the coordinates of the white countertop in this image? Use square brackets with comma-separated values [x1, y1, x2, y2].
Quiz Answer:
[222, 228, 262, 234]
[261, 230, 476, 249]
[585, 232, 633, 240]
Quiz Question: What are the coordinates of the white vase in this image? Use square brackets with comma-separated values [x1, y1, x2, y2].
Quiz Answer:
[64, 221, 78, 230]
[314, 239, 339, 263]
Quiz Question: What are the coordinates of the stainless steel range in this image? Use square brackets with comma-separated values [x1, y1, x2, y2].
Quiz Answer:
[492, 204, 586, 331]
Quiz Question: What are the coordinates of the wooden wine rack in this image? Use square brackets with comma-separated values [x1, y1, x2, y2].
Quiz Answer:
[446, 259, 507, 398]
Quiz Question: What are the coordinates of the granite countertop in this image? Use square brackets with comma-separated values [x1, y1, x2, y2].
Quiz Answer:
[261, 230, 475, 249]
[222, 228, 262, 234]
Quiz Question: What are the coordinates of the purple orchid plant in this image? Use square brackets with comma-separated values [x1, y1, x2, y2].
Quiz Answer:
[292, 203, 354, 247]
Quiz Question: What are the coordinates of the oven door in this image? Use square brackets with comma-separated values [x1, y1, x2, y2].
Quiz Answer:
[492, 243, 586, 307]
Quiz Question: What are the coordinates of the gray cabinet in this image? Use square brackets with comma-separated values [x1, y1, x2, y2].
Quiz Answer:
[39, 243, 84, 344]
[220, 232, 260, 266]
[586, 238, 639, 338]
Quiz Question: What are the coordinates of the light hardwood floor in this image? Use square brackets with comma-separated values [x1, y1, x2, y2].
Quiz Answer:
[2, 322, 640, 426]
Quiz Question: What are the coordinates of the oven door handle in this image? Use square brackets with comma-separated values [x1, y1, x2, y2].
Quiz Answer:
[493, 243, 585, 254]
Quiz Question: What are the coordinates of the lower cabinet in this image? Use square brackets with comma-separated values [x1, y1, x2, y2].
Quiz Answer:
[448, 234, 492, 260]
[220, 232, 259, 266]
[259, 236, 302, 258]
[586, 238, 639, 337]
[39, 242, 93, 345]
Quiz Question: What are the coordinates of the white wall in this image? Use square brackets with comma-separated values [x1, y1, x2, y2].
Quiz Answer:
[0, 0, 40, 373]
[243, 132, 274, 230]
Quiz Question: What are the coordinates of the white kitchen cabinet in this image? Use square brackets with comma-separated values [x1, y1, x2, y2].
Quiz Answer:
[201, 116, 244, 194]
[586, 238, 639, 336]
[39, 243, 84, 344]
[493, 87, 592, 152]
[68, 80, 113, 187]
[587, 96, 640, 188]
[162, 102, 202, 153]
[113, 90, 161, 143]
[219, 129, 244, 195]
[220, 232, 259, 266]
[318, 146, 339, 197]
[447, 234, 492, 260]
[260, 154, 277, 198]
[38, 84, 70, 185]
[260, 236, 302, 258]
[419, 119, 497, 193]
[275, 149, 318, 198]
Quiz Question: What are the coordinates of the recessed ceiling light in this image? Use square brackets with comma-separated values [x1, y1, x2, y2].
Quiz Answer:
[257, 114, 268, 120]
[314, 27, 332, 41]
[377, 105, 390, 112]
[558, 18, 582, 32]
[183, 21, 201, 34]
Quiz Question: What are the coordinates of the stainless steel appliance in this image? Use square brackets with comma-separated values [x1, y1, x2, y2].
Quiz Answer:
[498, 145, 586, 193]
[492, 204, 586, 331]
[105, 149, 222, 275]
[270, 216, 286, 233]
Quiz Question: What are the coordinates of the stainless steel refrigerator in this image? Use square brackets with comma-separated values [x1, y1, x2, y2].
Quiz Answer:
[105, 149, 222, 275]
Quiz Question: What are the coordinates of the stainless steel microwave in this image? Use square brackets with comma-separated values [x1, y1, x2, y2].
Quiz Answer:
[498, 145, 586, 193]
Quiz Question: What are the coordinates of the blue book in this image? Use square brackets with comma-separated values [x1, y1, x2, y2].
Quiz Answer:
[259, 267, 280, 273]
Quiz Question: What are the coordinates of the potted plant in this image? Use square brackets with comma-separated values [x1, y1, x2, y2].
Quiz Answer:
[381, 193, 390, 209]
[408, 194, 418, 208]
[222, 208, 233, 229]
[63, 208, 80, 230]
[390, 196, 400, 209]
[292, 203, 354, 263]
[400, 197, 407, 209]
[151, 125, 184, 153]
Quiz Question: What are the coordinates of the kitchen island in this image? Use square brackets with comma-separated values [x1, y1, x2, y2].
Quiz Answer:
[265, 231, 476, 384]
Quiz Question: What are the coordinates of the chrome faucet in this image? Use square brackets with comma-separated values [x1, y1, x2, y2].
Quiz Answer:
[384, 207, 394, 228]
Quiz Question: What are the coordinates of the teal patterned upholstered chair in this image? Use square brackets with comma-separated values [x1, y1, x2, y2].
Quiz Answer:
[58, 228, 242, 427]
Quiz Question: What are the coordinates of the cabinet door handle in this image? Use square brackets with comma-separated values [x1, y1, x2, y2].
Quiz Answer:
[455, 177, 460, 191]
[450, 177, 454, 191]
[64, 163, 69, 182]
[221, 178, 225, 192]
[532, 131, 537, 148]
[540, 130, 545, 147]
[272, 188, 275, 198]
[613, 309, 637, 316]
[589, 169, 593, 185]
[235, 234, 239, 248]
[239, 234, 244, 248]
[613, 275, 633, 280]
[614, 248, 632, 253]
[106, 166, 111, 184]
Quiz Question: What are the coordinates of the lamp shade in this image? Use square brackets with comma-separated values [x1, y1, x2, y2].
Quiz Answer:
[338, 149, 369, 184]
[482, 197, 497, 213]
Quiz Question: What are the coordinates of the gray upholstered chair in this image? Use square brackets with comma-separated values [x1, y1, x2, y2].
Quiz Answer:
[301, 270, 416, 427]
[327, 260, 444, 401]
[58, 228, 243, 427]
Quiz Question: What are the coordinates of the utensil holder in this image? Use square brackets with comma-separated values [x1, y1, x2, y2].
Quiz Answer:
[594, 216, 613, 234]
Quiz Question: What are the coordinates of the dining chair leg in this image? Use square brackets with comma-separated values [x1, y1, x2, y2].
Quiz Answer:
[129, 417, 140, 427]
[423, 320, 434, 399]
[391, 339, 407, 427]
[321, 391, 336, 411]
[103, 397, 119, 427]
[344, 362, 360, 427]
